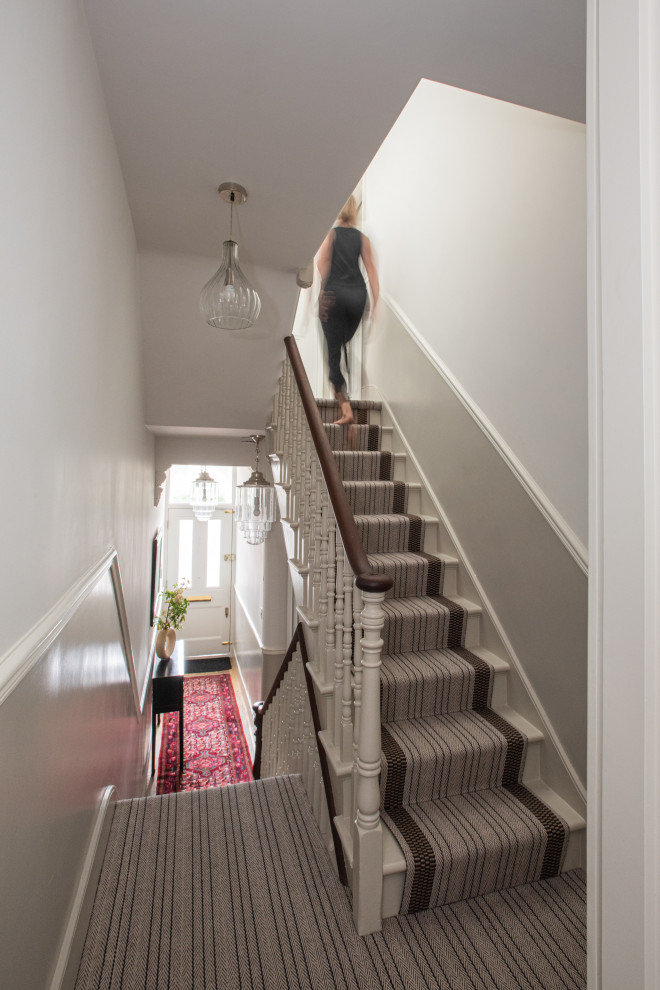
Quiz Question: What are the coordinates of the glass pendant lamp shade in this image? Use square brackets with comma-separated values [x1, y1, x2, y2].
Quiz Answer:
[199, 240, 261, 330]
[235, 480, 276, 545]
[235, 435, 276, 545]
[191, 468, 220, 522]
[200, 182, 261, 331]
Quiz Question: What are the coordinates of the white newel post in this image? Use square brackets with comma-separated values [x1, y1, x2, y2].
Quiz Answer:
[353, 587, 385, 935]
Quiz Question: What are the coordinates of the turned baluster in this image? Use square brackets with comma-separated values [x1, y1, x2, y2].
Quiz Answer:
[353, 588, 386, 936]
[318, 484, 330, 682]
[340, 548, 354, 765]
[301, 433, 313, 602]
[292, 394, 304, 546]
[333, 534, 345, 750]
[325, 519, 337, 690]
[282, 361, 293, 492]
[352, 582, 364, 816]
[311, 457, 323, 619]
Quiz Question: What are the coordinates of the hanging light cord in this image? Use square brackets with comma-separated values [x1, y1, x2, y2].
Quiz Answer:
[229, 191, 234, 240]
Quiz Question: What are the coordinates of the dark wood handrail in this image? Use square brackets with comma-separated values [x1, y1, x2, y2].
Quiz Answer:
[284, 335, 392, 596]
[252, 624, 347, 885]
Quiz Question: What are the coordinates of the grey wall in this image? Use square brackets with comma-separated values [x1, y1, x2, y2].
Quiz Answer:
[365, 307, 587, 783]
[363, 80, 587, 547]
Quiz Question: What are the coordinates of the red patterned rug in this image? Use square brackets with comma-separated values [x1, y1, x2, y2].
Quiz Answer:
[157, 674, 253, 794]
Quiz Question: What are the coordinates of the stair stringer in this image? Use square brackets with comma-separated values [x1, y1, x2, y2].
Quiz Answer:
[360, 385, 586, 833]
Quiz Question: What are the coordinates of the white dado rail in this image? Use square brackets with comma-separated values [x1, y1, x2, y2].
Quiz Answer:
[264, 336, 392, 935]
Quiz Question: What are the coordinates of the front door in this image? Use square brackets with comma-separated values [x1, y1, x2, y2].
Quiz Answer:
[165, 505, 234, 644]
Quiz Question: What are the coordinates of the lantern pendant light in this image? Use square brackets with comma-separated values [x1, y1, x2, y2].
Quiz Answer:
[199, 182, 261, 331]
[191, 467, 220, 522]
[235, 435, 276, 545]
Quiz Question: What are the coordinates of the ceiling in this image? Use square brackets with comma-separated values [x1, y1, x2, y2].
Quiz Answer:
[84, 0, 586, 434]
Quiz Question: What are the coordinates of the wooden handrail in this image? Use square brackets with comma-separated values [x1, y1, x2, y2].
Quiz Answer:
[284, 335, 392, 596]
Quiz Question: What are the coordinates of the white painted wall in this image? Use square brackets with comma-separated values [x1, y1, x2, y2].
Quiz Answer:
[2, 0, 159, 685]
[363, 79, 587, 546]
[1, 2, 160, 985]
[587, 0, 660, 985]
[138, 250, 298, 432]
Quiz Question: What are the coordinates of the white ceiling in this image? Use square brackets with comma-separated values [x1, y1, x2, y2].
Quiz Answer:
[84, 0, 586, 433]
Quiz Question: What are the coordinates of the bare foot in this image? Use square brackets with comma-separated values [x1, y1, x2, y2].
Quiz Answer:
[333, 398, 354, 426]
[333, 412, 354, 426]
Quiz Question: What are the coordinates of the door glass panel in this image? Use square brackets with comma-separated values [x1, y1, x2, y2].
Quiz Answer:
[206, 519, 222, 588]
[178, 519, 193, 586]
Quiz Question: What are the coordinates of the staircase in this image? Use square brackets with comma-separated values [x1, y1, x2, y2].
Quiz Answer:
[324, 396, 583, 914]
[267, 340, 584, 932]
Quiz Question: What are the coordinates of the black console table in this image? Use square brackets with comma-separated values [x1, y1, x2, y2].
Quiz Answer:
[151, 651, 184, 776]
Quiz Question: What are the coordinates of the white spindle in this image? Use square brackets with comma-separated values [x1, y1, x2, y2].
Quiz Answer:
[326, 519, 336, 688]
[318, 485, 330, 681]
[353, 588, 386, 935]
[341, 550, 354, 764]
[352, 582, 364, 816]
[334, 535, 345, 749]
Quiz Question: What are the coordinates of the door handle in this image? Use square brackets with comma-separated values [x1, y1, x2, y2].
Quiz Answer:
[224, 554, 236, 561]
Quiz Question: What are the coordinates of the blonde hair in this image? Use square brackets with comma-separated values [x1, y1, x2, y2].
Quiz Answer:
[338, 195, 358, 226]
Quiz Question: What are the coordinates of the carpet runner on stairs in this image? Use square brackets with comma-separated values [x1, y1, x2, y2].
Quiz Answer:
[318, 398, 569, 916]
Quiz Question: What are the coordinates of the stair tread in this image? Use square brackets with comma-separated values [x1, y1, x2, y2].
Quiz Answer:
[382, 595, 471, 652]
[317, 398, 382, 410]
[354, 513, 428, 554]
[324, 423, 381, 450]
[381, 647, 496, 722]
[367, 550, 445, 598]
[381, 707, 531, 806]
[382, 784, 569, 913]
[344, 480, 410, 515]
[334, 450, 394, 481]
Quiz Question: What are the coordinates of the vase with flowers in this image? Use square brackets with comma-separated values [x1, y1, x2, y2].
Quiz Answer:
[155, 582, 190, 659]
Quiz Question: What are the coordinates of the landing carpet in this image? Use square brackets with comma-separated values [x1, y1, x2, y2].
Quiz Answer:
[75, 776, 586, 990]
[157, 673, 253, 794]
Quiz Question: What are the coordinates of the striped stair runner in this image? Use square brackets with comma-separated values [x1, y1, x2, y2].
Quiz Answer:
[318, 398, 569, 916]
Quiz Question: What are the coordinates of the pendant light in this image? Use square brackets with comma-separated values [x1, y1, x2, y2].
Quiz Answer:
[199, 182, 261, 331]
[235, 435, 276, 545]
[191, 467, 220, 522]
